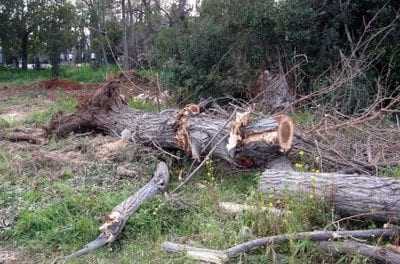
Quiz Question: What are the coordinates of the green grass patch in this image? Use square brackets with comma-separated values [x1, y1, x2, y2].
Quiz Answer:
[1, 149, 370, 263]
[0, 68, 51, 85]
[128, 98, 159, 112]
[12, 182, 132, 252]
[291, 111, 315, 127]
[0, 117, 11, 128]
[25, 96, 77, 125]
[0, 149, 11, 179]
[380, 165, 400, 178]
[60, 65, 118, 83]
[0, 65, 118, 85]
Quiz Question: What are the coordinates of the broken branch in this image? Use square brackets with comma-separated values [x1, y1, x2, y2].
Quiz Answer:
[318, 240, 400, 264]
[63, 162, 170, 260]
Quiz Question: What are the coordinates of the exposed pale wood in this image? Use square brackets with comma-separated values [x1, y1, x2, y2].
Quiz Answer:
[46, 81, 294, 167]
[116, 166, 138, 178]
[162, 242, 229, 264]
[260, 169, 400, 222]
[63, 162, 170, 260]
[162, 228, 398, 263]
[318, 240, 400, 264]
[218, 202, 286, 217]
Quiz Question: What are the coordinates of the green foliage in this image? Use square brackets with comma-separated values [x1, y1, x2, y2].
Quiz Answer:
[0, 0, 44, 67]
[151, 0, 400, 109]
[153, 0, 277, 100]
[39, 1, 77, 77]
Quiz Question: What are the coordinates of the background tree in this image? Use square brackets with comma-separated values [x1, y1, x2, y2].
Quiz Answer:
[0, 0, 43, 69]
[39, 0, 77, 76]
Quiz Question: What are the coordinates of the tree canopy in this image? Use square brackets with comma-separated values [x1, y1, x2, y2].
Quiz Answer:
[0, 0, 398, 108]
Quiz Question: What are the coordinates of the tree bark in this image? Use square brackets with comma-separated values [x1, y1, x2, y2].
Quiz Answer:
[50, 53, 60, 78]
[20, 32, 29, 70]
[318, 240, 400, 264]
[178, 0, 187, 22]
[45, 80, 294, 167]
[259, 169, 400, 222]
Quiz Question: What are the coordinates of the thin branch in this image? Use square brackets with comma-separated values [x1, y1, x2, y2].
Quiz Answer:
[163, 228, 398, 263]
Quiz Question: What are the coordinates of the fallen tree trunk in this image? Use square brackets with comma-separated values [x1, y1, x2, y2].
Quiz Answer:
[318, 240, 400, 264]
[162, 228, 398, 263]
[45, 80, 294, 166]
[62, 162, 170, 260]
[260, 169, 400, 222]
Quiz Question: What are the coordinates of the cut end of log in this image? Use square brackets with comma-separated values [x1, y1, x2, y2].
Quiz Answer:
[241, 114, 294, 153]
[275, 114, 294, 152]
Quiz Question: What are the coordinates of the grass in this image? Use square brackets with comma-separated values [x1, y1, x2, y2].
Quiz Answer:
[290, 111, 316, 127]
[0, 65, 118, 85]
[0, 84, 391, 263]
[380, 165, 400, 178]
[24, 95, 78, 125]
[128, 98, 160, 112]
[0, 141, 371, 263]
[0, 117, 12, 128]
[60, 65, 119, 83]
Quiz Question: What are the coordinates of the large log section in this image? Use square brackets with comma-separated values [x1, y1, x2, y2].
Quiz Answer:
[260, 168, 400, 222]
[46, 80, 294, 166]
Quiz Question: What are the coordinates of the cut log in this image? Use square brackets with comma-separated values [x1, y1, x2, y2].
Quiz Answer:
[162, 228, 398, 263]
[318, 240, 400, 264]
[45, 80, 294, 166]
[62, 161, 170, 260]
[259, 169, 400, 222]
